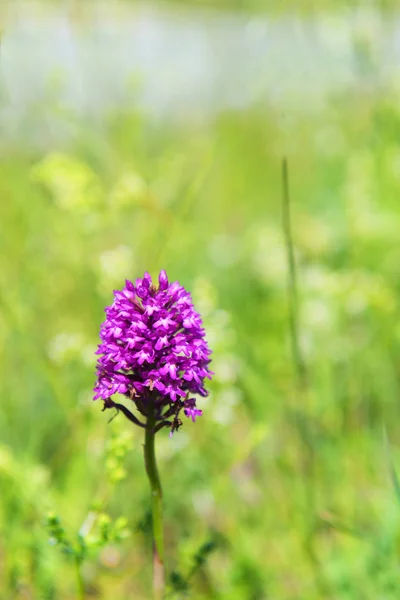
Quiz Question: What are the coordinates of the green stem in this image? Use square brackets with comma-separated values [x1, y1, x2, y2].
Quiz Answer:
[282, 157, 307, 390]
[144, 401, 165, 600]
[75, 558, 85, 600]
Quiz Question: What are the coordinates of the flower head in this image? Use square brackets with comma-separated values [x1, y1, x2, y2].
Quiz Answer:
[94, 270, 212, 433]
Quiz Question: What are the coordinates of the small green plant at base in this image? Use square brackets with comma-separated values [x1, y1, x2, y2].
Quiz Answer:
[45, 423, 132, 599]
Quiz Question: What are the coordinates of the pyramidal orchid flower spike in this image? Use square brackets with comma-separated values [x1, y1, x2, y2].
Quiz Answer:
[93, 270, 213, 598]
[94, 270, 212, 434]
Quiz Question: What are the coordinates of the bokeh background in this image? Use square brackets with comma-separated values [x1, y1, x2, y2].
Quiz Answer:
[2, 1, 400, 598]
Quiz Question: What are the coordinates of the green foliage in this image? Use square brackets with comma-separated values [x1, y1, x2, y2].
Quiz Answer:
[45, 512, 130, 561]
[43, 422, 132, 596]
[168, 532, 226, 597]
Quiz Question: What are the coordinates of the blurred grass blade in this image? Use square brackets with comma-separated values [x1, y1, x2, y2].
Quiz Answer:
[383, 426, 400, 508]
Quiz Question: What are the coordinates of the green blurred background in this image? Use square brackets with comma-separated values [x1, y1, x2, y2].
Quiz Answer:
[2, 2, 400, 598]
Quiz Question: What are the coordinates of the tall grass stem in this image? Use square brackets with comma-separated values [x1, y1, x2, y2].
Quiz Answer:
[281, 157, 307, 389]
[75, 558, 85, 600]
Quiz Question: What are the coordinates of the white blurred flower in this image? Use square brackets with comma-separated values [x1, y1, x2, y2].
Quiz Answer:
[192, 489, 215, 518]
[109, 170, 147, 208]
[217, 388, 242, 407]
[157, 430, 190, 461]
[192, 277, 217, 317]
[100, 546, 122, 569]
[302, 298, 334, 330]
[48, 332, 84, 364]
[213, 309, 231, 328]
[302, 265, 340, 295]
[251, 226, 287, 286]
[205, 309, 236, 348]
[314, 125, 346, 158]
[32, 152, 102, 212]
[213, 355, 241, 385]
[345, 289, 368, 316]
[81, 343, 97, 367]
[78, 389, 94, 407]
[384, 146, 400, 184]
[208, 234, 240, 268]
[298, 331, 314, 361]
[98, 245, 134, 290]
[211, 387, 242, 426]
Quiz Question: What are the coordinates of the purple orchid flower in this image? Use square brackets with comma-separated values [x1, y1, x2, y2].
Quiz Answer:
[94, 270, 213, 434]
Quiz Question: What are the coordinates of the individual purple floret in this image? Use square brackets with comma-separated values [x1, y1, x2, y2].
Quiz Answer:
[94, 270, 213, 434]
